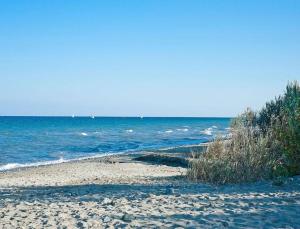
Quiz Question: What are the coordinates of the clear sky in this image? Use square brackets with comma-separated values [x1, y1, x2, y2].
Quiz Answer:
[0, 0, 299, 117]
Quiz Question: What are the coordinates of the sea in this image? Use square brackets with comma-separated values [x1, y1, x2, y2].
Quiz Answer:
[0, 117, 231, 171]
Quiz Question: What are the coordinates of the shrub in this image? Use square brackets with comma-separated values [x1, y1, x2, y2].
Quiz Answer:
[188, 81, 300, 184]
[187, 124, 283, 184]
[269, 82, 300, 175]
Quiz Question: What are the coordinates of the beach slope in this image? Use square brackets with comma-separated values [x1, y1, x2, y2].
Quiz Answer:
[1, 153, 300, 228]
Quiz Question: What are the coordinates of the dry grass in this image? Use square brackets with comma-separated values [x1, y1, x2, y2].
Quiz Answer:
[187, 127, 283, 184]
[187, 81, 299, 184]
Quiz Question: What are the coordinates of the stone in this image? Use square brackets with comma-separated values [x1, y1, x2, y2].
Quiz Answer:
[198, 206, 206, 211]
[42, 219, 48, 225]
[103, 216, 111, 223]
[106, 205, 114, 210]
[77, 221, 87, 228]
[121, 213, 133, 222]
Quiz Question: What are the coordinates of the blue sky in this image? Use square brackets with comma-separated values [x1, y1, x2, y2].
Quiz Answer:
[0, 0, 299, 117]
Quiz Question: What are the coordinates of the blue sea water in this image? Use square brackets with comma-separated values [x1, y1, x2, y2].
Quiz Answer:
[0, 117, 230, 171]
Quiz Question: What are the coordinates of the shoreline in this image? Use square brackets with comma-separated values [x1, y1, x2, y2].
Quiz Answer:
[0, 151, 128, 173]
[0, 152, 188, 188]
[1, 147, 300, 228]
[0, 142, 208, 173]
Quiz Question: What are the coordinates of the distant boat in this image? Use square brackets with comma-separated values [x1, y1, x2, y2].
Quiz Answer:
[91, 115, 95, 119]
[72, 114, 75, 118]
[140, 116, 143, 119]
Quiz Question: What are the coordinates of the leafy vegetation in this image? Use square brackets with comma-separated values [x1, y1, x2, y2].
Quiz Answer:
[188, 81, 300, 184]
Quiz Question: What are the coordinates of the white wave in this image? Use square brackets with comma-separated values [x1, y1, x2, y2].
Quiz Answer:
[225, 127, 231, 130]
[80, 132, 88, 136]
[126, 129, 133, 133]
[0, 152, 128, 172]
[0, 163, 20, 171]
[212, 125, 218, 129]
[165, 130, 173, 133]
[0, 157, 66, 172]
[201, 128, 213, 136]
[176, 128, 189, 132]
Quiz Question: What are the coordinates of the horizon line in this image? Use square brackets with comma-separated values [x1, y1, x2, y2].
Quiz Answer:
[0, 115, 233, 118]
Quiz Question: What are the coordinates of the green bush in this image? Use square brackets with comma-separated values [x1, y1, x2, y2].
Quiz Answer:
[188, 81, 300, 184]
[269, 82, 300, 175]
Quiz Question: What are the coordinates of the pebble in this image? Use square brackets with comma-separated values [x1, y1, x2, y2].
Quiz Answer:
[121, 213, 133, 222]
[77, 221, 87, 228]
[103, 216, 111, 223]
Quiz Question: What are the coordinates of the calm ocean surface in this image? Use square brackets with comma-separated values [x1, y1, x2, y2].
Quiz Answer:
[0, 117, 230, 171]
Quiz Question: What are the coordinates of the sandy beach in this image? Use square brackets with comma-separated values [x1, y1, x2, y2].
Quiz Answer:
[0, 155, 300, 228]
[1, 0, 299, 227]
[1, 153, 300, 228]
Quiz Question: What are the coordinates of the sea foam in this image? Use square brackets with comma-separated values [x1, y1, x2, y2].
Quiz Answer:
[201, 128, 213, 136]
[177, 128, 189, 132]
[0, 157, 66, 172]
[0, 152, 128, 172]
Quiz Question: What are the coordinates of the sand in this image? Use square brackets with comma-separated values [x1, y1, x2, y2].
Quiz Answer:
[0, 154, 300, 228]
